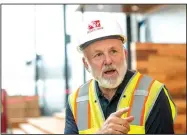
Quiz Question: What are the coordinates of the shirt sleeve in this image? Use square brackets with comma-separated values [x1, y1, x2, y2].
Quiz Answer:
[64, 98, 79, 134]
[145, 86, 175, 134]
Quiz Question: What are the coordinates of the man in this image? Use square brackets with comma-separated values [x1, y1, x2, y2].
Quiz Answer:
[64, 15, 177, 134]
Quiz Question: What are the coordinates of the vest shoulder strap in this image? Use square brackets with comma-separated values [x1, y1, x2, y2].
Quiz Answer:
[76, 80, 91, 130]
[129, 74, 155, 126]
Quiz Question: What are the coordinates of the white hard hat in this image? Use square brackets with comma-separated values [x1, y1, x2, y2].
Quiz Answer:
[77, 14, 127, 51]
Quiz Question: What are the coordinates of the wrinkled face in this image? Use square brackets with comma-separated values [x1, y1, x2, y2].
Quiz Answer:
[82, 38, 127, 89]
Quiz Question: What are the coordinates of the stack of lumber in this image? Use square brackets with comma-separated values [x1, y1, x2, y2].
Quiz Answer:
[7, 96, 27, 128]
[132, 42, 186, 134]
[24, 96, 40, 117]
[11, 112, 65, 134]
[7, 96, 40, 129]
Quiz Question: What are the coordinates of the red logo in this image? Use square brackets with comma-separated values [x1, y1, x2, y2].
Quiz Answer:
[87, 20, 103, 33]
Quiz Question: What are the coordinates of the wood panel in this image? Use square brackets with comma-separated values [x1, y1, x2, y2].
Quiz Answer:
[133, 42, 186, 134]
[122, 4, 166, 14]
[27, 117, 65, 134]
[19, 123, 46, 134]
[53, 112, 65, 120]
[174, 114, 186, 133]
[175, 100, 186, 114]
[12, 128, 26, 134]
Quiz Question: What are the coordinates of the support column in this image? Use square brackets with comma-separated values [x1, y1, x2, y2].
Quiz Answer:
[126, 14, 132, 70]
[63, 5, 71, 104]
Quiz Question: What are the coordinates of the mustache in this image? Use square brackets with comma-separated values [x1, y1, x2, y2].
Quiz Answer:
[102, 65, 117, 72]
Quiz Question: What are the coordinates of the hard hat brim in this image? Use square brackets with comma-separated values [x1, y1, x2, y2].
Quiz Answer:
[77, 35, 127, 52]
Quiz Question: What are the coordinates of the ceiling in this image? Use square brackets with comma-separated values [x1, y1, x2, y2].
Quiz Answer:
[122, 4, 166, 14]
[76, 4, 167, 14]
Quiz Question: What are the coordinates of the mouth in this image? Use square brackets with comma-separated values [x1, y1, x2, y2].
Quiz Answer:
[104, 69, 116, 74]
[103, 69, 117, 77]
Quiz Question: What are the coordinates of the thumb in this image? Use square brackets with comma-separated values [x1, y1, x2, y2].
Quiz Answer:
[112, 107, 130, 117]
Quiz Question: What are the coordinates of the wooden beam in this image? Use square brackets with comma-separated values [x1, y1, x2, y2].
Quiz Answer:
[122, 4, 167, 14]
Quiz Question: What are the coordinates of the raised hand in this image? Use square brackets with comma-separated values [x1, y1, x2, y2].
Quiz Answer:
[95, 107, 134, 134]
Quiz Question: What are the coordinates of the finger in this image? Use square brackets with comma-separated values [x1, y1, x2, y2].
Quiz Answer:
[112, 107, 130, 117]
[117, 126, 130, 134]
[112, 116, 134, 127]
[120, 126, 130, 134]
[107, 115, 129, 125]
[122, 121, 130, 132]
[110, 128, 123, 134]
[124, 116, 134, 123]
[110, 123, 130, 134]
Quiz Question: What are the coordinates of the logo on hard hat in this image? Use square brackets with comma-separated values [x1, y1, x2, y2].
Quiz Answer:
[87, 20, 103, 33]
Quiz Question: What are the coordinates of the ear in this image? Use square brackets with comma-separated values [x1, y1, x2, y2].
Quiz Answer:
[124, 49, 128, 57]
[82, 57, 89, 71]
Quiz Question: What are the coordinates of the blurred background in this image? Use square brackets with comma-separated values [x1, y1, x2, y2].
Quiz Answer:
[1, 4, 186, 134]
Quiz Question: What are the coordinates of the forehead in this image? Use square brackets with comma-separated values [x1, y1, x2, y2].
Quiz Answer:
[84, 38, 123, 53]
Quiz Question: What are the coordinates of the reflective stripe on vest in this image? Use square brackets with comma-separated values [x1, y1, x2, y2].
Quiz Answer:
[76, 81, 90, 130]
[129, 75, 154, 125]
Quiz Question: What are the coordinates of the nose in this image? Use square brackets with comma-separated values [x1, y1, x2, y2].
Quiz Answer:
[104, 54, 112, 65]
